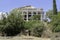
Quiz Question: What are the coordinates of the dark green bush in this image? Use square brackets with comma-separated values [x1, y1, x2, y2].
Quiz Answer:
[33, 23, 44, 37]
[0, 10, 25, 36]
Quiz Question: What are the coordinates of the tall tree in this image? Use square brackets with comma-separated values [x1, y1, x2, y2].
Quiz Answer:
[53, 0, 57, 15]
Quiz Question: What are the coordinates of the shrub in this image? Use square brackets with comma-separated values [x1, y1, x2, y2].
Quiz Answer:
[32, 22, 44, 37]
[0, 10, 25, 36]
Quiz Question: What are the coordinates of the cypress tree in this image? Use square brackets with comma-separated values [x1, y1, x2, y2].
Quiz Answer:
[53, 0, 57, 15]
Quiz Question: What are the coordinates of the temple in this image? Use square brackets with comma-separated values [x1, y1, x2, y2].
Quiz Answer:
[19, 5, 44, 21]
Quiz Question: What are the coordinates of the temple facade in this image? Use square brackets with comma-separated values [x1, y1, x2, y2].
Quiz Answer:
[19, 5, 44, 21]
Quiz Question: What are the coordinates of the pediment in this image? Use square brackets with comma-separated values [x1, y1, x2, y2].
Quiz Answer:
[20, 5, 36, 9]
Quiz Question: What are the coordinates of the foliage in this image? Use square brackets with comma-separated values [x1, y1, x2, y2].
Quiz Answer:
[0, 8, 44, 36]
[24, 20, 44, 37]
[46, 10, 53, 18]
[31, 15, 41, 20]
[33, 22, 44, 37]
[53, 0, 57, 15]
[0, 9, 24, 36]
[50, 12, 60, 32]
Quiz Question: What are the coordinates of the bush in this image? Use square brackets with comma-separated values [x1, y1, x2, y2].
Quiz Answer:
[0, 10, 25, 36]
[50, 13, 60, 32]
[32, 22, 44, 37]
[33, 26, 43, 37]
[52, 25, 60, 32]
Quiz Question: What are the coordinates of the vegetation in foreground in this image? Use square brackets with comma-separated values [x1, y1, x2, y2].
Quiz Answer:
[0, 8, 60, 37]
[0, 0, 60, 38]
[0, 9, 44, 37]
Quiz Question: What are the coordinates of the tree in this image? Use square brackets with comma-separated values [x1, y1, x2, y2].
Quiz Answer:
[50, 12, 60, 32]
[31, 15, 41, 20]
[33, 22, 44, 37]
[0, 9, 25, 36]
[53, 0, 57, 15]
[0, 13, 8, 36]
[46, 10, 53, 18]
[24, 20, 44, 37]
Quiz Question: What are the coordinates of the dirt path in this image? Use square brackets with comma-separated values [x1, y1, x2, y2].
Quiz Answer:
[0, 35, 51, 40]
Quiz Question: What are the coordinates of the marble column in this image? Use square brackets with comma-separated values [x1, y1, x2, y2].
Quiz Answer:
[40, 9, 44, 21]
[26, 12, 28, 21]
[36, 11, 38, 15]
[31, 11, 33, 20]
[41, 12, 43, 21]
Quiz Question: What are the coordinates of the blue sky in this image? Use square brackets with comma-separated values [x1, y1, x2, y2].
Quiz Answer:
[0, 0, 60, 12]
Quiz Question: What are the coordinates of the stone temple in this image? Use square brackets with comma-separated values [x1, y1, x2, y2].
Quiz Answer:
[19, 5, 45, 21]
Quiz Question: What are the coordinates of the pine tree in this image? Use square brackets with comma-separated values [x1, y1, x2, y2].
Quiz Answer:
[53, 0, 57, 15]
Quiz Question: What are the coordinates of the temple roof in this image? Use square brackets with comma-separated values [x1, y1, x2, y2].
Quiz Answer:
[20, 5, 36, 9]
[18, 5, 43, 11]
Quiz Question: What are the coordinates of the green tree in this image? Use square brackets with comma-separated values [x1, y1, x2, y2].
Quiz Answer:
[33, 22, 44, 37]
[24, 20, 44, 37]
[53, 0, 57, 15]
[0, 13, 8, 36]
[46, 10, 53, 18]
[31, 15, 41, 20]
[50, 12, 60, 32]
[0, 9, 25, 36]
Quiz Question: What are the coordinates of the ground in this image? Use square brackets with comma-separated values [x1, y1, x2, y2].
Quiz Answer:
[0, 35, 50, 40]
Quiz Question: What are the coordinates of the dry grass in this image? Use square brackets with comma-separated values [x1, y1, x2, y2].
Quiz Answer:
[0, 35, 51, 40]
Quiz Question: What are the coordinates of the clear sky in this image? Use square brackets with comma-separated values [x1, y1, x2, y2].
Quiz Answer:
[0, 0, 60, 12]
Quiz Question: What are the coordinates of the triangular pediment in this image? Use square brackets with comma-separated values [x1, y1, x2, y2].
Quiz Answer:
[20, 5, 36, 9]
